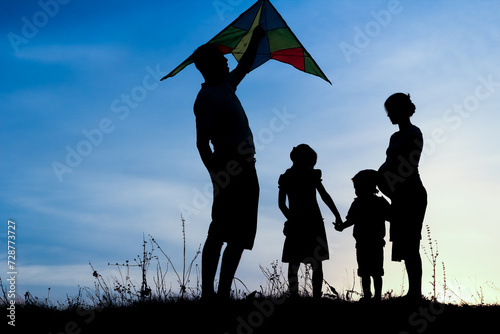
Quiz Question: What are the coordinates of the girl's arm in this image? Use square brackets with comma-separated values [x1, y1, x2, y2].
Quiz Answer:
[278, 188, 290, 220]
[317, 182, 343, 224]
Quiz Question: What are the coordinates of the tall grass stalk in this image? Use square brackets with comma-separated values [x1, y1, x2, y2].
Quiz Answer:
[422, 225, 439, 301]
[149, 216, 201, 299]
[442, 261, 448, 304]
[85, 217, 201, 306]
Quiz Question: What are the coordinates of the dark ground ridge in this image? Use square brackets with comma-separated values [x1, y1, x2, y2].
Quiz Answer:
[9, 296, 500, 334]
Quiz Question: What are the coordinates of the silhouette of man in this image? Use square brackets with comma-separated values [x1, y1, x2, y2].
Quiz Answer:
[192, 26, 265, 300]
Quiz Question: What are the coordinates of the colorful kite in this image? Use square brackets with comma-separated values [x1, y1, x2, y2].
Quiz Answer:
[161, 0, 331, 84]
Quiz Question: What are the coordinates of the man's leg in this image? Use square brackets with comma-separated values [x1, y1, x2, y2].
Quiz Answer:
[217, 243, 245, 299]
[202, 234, 223, 299]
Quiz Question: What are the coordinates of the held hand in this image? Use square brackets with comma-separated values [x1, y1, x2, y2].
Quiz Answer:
[334, 223, 343, 232]
[333, 219, 343, 232]
[335, 216, 343, 226]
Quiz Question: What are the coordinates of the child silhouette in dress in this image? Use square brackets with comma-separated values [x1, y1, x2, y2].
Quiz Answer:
[336, 169, 390, 301]
[278, 144, 342, 298]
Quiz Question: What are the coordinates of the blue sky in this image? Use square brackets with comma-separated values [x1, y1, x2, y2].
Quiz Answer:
[1, 0, 500, 304]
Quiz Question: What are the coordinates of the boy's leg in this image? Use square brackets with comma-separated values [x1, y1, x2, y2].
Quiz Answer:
[373, 276, 382, 301]
[312, 262, 324, 299]
[202, 234, 224, 299]
[373, 244, 384, 301]
[288, 262, 300, 298]
[217, 243, 245, 299]
[361, 276, 372, 300]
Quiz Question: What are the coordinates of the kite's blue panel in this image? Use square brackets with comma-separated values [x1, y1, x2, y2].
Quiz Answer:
[232, 0, 263, 31]
[262, 0, 287, 31]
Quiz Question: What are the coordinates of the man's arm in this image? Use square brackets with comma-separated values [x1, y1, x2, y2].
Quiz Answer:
[232, 25, 265, 86]
[196, 127, 215, 172]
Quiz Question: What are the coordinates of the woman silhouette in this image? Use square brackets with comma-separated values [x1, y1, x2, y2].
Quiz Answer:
[378, 93, 427, 301]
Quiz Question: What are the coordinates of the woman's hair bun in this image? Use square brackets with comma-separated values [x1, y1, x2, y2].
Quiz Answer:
[385, 92, 416, 116]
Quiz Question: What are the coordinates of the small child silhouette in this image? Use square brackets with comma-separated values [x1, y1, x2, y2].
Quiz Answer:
[336, 169, 390, 301]
[278, 144, 342, 298]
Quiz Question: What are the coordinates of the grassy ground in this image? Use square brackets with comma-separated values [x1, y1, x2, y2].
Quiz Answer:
[6, 229, 499, 333]
[13, 296, 500, 334]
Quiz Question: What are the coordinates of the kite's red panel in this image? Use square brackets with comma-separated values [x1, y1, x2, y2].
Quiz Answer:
[217, 45, 234, 54]
[271, 47, 305, 71]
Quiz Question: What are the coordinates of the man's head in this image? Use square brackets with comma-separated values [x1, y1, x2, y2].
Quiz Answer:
[192, 44, 229, 83]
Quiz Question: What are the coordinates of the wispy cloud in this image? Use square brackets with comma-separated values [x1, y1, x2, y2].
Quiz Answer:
[15, 43, 128, 64]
